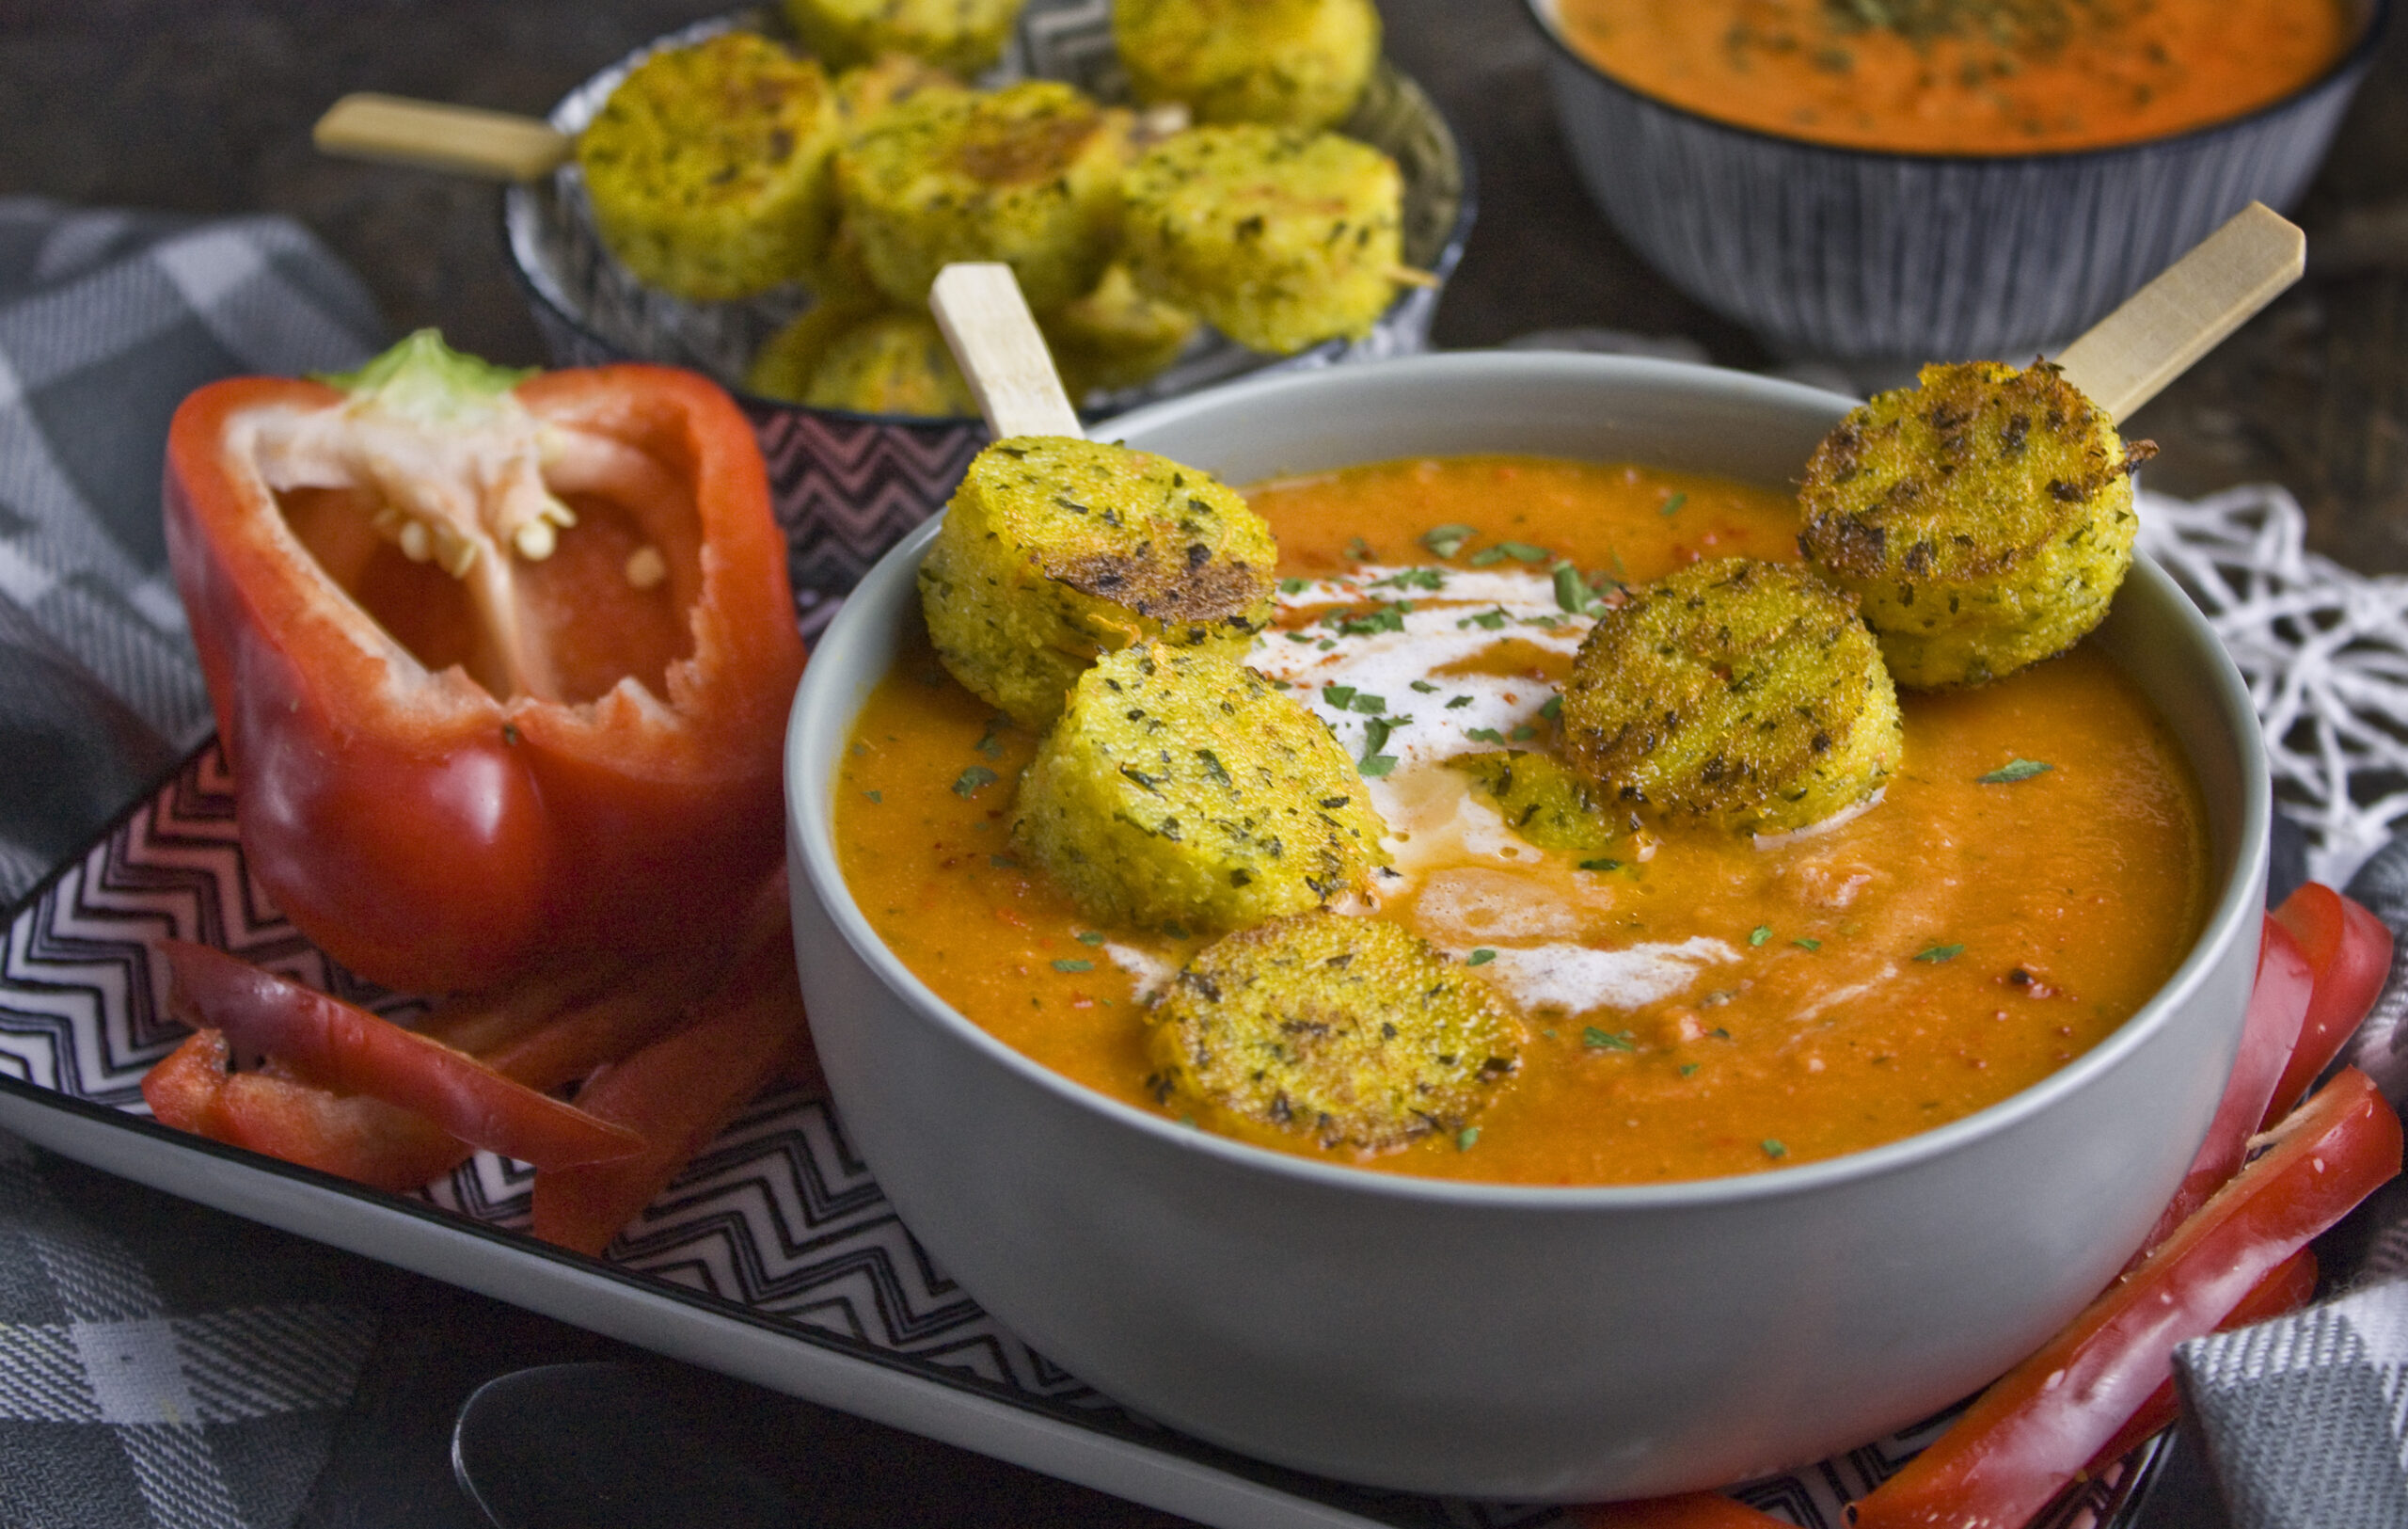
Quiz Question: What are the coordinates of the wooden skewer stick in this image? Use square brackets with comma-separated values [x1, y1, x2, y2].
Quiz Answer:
[313, 94, 572, 183]
[928, 263, 1085, 440]
[2054, 202, 2305, 422]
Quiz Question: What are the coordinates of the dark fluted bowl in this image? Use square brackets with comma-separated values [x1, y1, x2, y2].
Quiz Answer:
[1525, 0, 2387, 365]
[503, 1, 1473, 634]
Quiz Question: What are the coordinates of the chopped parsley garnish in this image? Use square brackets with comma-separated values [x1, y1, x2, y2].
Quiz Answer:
[1076, 931, 1106, 945]
[1328, 600, 1410, 636]
[1577, 857, 1622, 872]
[1658, 491, 1687, 518]
[1446, 694, 1474, 709]
[1358, 754, 1399, 777]
[1977, 758, 2054, 784]
[974, 715, 1008, 759]
[1323, 683, 1356, 708]
[989, 854, 1019, 868]
[1410, 679, 1441, 693]
[1915, 942, 1966, 963]
[1361, 717, 1396, 756]
[1540, 694, 1562, 720]
[1374, 567, 1446, 591]
[951, 766, 999, 797]
[1421, 523, 1477, 558]
[1792, 937, 1822, 951]
[1456, 607, 1509, 630]
[1468, 547, 1508, 566]
[1467, 948, 1497, 966]
[1583, 1027, 1637, 1051]
[1279, 576, 1311, 595]
[1286, 630, 1314, 643]
[1350, 693, 1388, 715]
[1465, 726, 1506, 743]
[1679, 1063, 1700, 1078]
[861, 789, 882, 804]
[1343, 536, 1372, 561]
[1456, 1126, 1481, 1152]
[1762, 1139, 1787, 1158]
[1552, 564, 1592, 613]
[1497, 540, 1549, 562]
[1316, 638, 1336, 650]
[1750, 925, 1772, 946]
[1510, 724, 1537, 741]
[1051, 958, 1094, 973]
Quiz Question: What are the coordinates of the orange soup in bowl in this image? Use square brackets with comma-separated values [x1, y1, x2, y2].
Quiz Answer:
[833, 454, 2209, 1185]
[1552, 0, 2358, 153]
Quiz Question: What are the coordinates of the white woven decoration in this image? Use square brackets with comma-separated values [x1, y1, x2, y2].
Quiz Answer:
[2137, 485, 2408, 888]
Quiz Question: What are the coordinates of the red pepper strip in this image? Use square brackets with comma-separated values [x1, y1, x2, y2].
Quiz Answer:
[2075, 1247, 2318, 1482]
[1850, 1067, 2401, 1529]
[159, 939, 643, 1171]
[144, 1030, 479, 1192]
[1576, 1491, 1794, 1527]
[2266, 884, 2394, 1125]
[2133, 916, 2314, 1256]
[529, 941, 810, 1256]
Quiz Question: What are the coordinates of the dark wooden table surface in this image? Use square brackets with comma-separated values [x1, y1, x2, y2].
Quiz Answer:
[3, 2, 2403, 1524]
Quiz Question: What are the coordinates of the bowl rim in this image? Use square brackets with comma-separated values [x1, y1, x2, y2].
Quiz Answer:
[1519, 0, 2393, 167]
[787, 348, 2271, 1213]
[498, 11, 1481, 428]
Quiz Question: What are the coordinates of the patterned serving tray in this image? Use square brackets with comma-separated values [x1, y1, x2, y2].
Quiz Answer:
[0, 742, 2166, 1527]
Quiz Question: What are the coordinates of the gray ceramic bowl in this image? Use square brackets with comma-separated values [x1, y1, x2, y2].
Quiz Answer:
[1524, 0, 2389, 365]
[784, 351, 2268, 1500]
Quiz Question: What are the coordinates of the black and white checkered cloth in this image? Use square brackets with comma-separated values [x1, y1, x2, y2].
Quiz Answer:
[0, 198, 386, 1528]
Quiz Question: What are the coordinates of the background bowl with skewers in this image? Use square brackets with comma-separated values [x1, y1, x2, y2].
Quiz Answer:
[505, 0, 1475, 632]
[1523, 0, 2389, 370]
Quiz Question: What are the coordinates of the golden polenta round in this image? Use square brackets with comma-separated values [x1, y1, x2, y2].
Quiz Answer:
[1041, 263, 1200, 398]
[1559, 557, 1901, 836]
[1013, 645, 1389, 932]
[1120, 124, 1402, 356]
[1113, 0, 1382, 131]
[783, 0, 1024, 75]
[1798, 360, 2153, 690]
[835, 80, 1130, 311]
[918, 436, 1276, 726]
[1145, 911, 1520, 1155]
[800, 311, 975, 416]
[577, 33, 841, 301]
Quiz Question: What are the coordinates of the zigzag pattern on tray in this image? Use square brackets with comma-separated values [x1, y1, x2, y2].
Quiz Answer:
[749, 403, 986, 607]
[0, 742, 2162, 1529]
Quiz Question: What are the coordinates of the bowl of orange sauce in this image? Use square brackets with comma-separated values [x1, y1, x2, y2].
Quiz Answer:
[783, 350, 2269, 1498]
[1526, 0, 2387, 363]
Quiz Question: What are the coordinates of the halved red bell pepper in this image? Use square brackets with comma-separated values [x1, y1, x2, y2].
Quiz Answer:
[164, 331, 806, 992]
[154, 938, 643, 1171]
[2266, 883, 2394, 1123]
[1849, 1066, 2401, 1529]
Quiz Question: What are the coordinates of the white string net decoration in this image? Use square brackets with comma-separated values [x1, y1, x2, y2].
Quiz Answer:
[2137, 484, 2408, 889]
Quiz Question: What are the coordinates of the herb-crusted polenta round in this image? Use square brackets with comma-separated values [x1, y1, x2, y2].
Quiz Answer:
[796, 310, 975, 417]
[1445, 750, 1629, 854]
[1113, 0, 1382, 131]
[783, 0, 1023, 76]
[1559, 557, 1901, 836]
[918, 437, 1277, 726]
[1120, 124, 1402, 356]
[577, 33, 842, 302]
[1013, 645, 1389, 931]
[1798, 360, 2154, 690]
[1145, 911, 1520, 1155]
[835, 80, 1131, 311]
[1041, 263, 1200, 399]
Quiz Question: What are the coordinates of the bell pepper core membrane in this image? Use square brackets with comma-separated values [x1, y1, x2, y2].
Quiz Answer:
[164, 332, 807, 992]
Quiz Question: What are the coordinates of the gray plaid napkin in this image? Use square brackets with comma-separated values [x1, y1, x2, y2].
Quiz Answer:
[0, 198, 386, 1528]
[0, 196, 380, 901]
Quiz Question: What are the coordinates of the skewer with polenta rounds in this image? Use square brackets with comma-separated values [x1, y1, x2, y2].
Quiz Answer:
[1120, 123, 1407, 355]
[1145, 911, 1520, 1156]
[836, 80, 1133, 313]
[1113, 0, 1382, 131]
[916, 435, 1277, 725]
[1012, 645, 1391, 932]
[1558, 558, 1901, 837]
[784, 0, 1026, 76]
[574, 33, 844, 301]
[1798, 360, 2156, 691]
